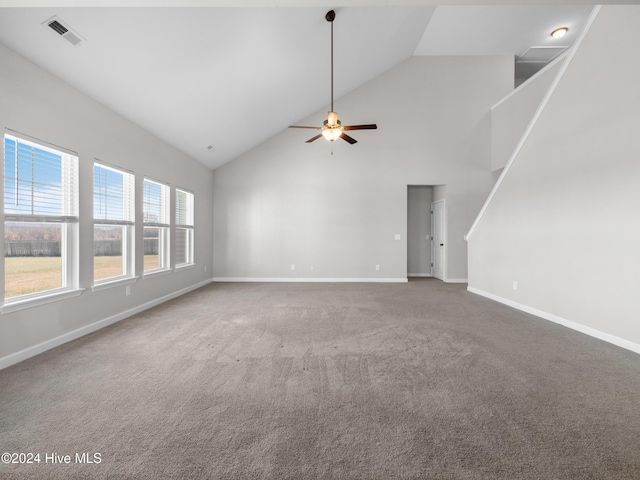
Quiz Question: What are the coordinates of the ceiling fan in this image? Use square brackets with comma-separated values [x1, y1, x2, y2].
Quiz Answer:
[289, 9, 377, 144]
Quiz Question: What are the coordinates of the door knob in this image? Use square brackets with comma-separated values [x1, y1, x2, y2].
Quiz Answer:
[440, 244, 444, 246]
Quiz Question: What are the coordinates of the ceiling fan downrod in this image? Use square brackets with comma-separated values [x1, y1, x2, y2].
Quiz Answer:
[326, 10, 335, 115]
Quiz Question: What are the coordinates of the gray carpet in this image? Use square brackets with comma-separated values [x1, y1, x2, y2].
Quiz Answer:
[1, 279, 639, 479]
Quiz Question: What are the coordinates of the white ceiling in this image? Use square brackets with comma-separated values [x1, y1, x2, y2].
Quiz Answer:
[0, 3, 596, 169]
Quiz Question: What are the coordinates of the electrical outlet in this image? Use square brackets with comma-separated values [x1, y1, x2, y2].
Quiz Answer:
[291, 264, 296, 271]
[125, 286, 131, 296]
[204, 265, 207, 272]
[375, 264, 380, 271]
[513, 281, 518, 290]
[310, 264, 315, 271]
[394, 234, 401, 240]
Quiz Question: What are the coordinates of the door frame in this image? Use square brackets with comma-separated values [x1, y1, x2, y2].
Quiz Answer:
[431, 199, 445, 281]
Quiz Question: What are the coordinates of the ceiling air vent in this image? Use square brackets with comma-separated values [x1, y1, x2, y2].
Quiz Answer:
[43, 16, 85, 47]
[48, 20, 68, 36]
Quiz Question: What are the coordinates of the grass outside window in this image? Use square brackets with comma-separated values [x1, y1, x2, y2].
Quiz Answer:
[5, 256, 159, 298]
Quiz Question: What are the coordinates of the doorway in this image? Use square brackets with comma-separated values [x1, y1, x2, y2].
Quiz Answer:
[407, 186, 432, 278]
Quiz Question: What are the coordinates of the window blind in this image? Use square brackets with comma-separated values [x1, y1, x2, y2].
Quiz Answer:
[94, 162, 134, 224]
[143, 178, 169, 226]
[175, 188, 194, 227]
[4, 132, 78, 221]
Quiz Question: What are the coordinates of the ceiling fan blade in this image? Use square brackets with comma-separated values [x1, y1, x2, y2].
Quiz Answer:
[343, 124, 377, 131]
[306, 134, 323, 143]
[340, 133, 358, 144]
[289, 125, 321, 130]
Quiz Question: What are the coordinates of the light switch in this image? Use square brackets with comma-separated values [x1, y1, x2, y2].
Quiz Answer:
[394, 234, 401, 240]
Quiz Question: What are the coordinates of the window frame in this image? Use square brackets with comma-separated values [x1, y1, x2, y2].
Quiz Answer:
[2, 130, 83, 312]
[142, 177, 170, 275]
[175, 187, 195, 268]
[92, 160, 136, 289]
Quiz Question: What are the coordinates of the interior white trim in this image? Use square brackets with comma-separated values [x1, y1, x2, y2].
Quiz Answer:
[91, 276, 139, 293]
[466, 5, 601, 241]
[467, 287, 640, 355]
[0, 279, 212, 371]
[142, 268, 173, 279]
[1, 288, 85, 314]
[408, 273, 433, 277]
[213, 277, 409, 283]
[444, 278, 468, 284]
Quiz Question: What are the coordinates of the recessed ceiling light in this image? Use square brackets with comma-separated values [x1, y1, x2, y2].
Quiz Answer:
[551, 27, 569, 39]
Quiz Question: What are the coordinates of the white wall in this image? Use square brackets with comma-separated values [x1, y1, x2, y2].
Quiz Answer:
[468, 6, 640, 351]
[213, 55, 513, 282]
[0, 44, 214, 366]
[491, 56, 563, 172]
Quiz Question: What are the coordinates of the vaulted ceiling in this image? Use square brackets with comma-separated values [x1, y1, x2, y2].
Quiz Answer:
[0, 2, 599, 169]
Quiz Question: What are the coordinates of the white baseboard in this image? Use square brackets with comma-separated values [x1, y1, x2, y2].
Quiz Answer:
[216, 275, 465, 284]
[0, 279, 213, 371]
[467, 286, 640, 355]
[213, 277, 408, 283]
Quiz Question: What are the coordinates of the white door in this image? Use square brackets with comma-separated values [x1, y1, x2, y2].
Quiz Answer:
[431, 200, 445, 280]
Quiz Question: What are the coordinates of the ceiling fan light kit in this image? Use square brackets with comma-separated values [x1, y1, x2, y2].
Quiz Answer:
[289, 10, 377, 145]
[322, 119, 343, 142]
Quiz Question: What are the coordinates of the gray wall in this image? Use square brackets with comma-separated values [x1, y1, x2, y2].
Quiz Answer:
[467, 6, 640, 349]
[0, 44, 214, 364]
[213, 55, 513, 282]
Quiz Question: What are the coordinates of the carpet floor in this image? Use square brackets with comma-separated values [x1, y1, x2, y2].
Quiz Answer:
[1, 279, 639, 479]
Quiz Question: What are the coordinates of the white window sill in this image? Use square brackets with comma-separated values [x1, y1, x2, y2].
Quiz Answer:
[175, 263, 195, 271]
[92, 276, 139, 293]
[143, 268, 172, 279]
[1, 288, 85, 314]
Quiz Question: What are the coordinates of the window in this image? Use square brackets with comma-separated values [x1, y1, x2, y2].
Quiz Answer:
[3, 131, 79, 303]
[143, 178, 169, 274]
[175, 188, 194, 267]
[93, 162, 135, 284]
